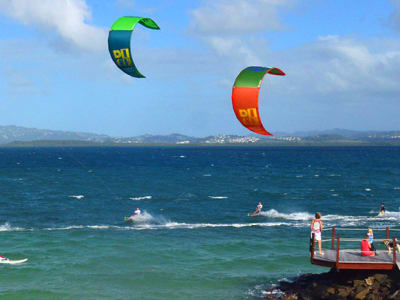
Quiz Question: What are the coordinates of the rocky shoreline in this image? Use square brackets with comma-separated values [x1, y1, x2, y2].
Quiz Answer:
[266, 269, 400, 300]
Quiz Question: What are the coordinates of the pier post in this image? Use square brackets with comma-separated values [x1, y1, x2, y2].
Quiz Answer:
[387, 227, 390, 240]
[311, 233, 315, 263]
[332, 226, 335, 249]
[393, 237, 397, 266]
[336, 235, 340, 270]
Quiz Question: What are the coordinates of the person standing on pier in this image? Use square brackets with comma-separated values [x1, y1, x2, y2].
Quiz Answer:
[310, 212, 323, 255]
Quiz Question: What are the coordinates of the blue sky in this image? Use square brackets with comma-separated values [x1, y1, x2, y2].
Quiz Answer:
[0, 0, 399, 137]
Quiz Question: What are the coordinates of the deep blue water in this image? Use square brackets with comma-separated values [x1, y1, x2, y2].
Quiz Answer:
[0, 146, 399, 299]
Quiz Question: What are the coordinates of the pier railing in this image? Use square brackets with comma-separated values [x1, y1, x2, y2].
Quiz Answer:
[310, 226, 399, 270]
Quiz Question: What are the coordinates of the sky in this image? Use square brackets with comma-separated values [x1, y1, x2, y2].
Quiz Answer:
[0, 0, 399, 137]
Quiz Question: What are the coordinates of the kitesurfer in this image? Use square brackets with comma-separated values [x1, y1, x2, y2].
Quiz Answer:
[133, 208, 141, 217]
[250, 202, 263, 216]
[310, 212, 323, 255]
[379, 203, 385, 215]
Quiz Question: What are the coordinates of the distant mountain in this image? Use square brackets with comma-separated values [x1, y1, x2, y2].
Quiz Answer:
[1, 125, 400, 146]
[0, 125, 109, 144]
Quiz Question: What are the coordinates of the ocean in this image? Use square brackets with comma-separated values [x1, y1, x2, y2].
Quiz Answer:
[0, 146, 399, 299]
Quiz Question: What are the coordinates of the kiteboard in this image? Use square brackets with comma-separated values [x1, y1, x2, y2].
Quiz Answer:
[0, 258, 28, 265]
[248, 213, 259, 217]
[379, 211, 385, 216]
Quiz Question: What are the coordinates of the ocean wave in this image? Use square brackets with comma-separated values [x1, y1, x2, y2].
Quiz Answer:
[208, 196, 228, 199]
[394, 187, 400, 190]
[203, 174, 212, 177]
[129, 196, 152, 201]
[0, 222, 27, 232]
[40, 221, 293, 231]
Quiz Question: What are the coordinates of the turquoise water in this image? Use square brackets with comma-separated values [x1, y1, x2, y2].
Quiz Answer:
[0, 146, 400, 299]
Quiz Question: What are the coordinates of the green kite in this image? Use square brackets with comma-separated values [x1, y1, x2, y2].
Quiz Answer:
[108, 17, 160, 78]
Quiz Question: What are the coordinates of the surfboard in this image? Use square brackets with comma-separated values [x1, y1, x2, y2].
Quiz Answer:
[0, 258, 28, 265]
[124, 216, 134, 222]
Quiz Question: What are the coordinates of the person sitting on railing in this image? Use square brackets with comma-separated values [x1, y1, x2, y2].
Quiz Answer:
[367, 228, 376, 253]
[361, 234, 375, 256]
[310, 212, 323, 255]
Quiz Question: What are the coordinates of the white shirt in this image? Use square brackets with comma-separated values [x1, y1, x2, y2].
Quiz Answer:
[257, 204, 262, 210]
[134, 209, 141, 215]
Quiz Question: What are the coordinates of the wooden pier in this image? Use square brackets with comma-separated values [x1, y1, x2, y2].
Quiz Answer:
[310, 226, 400, 270]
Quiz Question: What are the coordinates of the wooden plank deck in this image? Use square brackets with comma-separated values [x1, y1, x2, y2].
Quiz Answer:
[312, 250, 397, 270]
[314, 250, 393, 264]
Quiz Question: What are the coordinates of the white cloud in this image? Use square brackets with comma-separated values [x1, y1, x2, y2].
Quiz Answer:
[0, 0, 106, 52]
[284, 35, 400, 96]
[189, 0, 294, 70]
[190, 0, 291, 35]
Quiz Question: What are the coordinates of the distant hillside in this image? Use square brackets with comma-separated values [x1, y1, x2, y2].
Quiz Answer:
[0, 125, 109, 144]
[0, 125, 400, 146]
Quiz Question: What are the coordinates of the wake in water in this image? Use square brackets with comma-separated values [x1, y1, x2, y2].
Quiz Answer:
[0, 222, 26, 232]
[259, 209, 314, 221]
[208, 196, 228, 199]
[258, 209, 400, 228]
[126, 211, 154, 224]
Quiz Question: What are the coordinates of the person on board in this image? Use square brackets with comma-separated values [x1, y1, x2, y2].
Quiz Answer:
[379, 203, 385, 215]
[310, 212, 323, 255]
[250, 202, 263, 216]
[361, 234, 375, 256]
[133, 208, 141, 217]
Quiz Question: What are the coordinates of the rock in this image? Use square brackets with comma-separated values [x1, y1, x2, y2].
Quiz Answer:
[326, 287, 335, 295]
[355, 288, 370, 300]
[390, 290, 400, 299]
[374, 274, 388, 283]
[337, 287, 351, 297]
[381, 286, 390, 295]
[354, 280, 365, 288]
[366, 294, 382, 300]
[365, 277, 374, 286]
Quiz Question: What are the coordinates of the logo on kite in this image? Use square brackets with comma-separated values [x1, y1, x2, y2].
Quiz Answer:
[232, 66, 285, 135]
[108, 17, 160, 78]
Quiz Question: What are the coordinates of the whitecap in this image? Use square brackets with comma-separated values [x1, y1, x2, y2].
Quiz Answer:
[129, 196, 152, 201]
[69, 195, 84, 200]
[208, 196, 228, 199]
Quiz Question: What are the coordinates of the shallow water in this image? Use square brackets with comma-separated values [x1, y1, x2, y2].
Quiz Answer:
[0, 146, 399, 299]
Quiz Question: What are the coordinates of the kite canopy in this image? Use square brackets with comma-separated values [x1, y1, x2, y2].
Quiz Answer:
[108, 16, 160, 78]
[232, 66, 285, 136]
